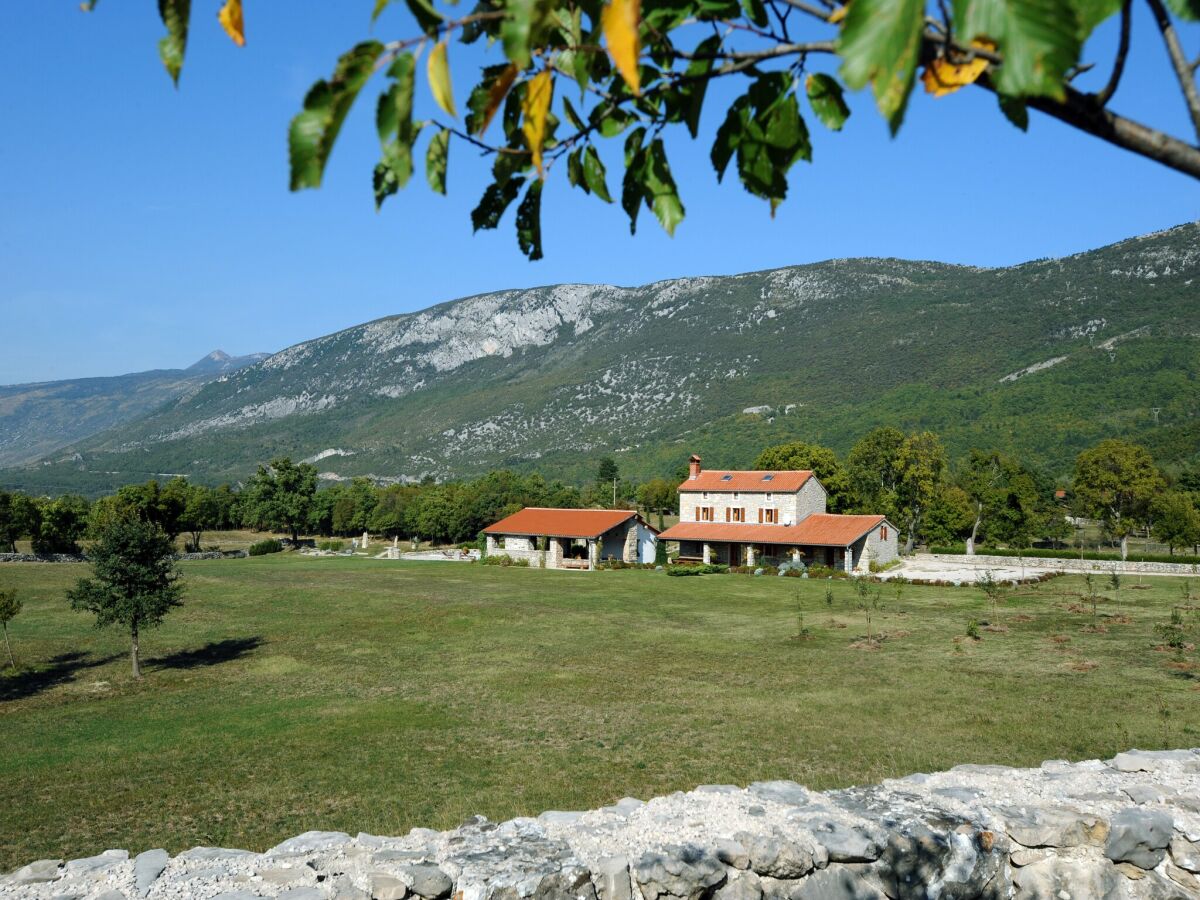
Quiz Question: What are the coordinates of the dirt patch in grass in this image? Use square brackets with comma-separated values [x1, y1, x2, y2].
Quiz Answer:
[849, 639, 883, 651]
[1068, 660, 1099, 673]
[1105, 614, 1133, 625]
[1080, 624, 1108, 634]
[1050, 635, 1072, 645]
[982, 624, 1009, 634]
[1010, 614, 1034, 624]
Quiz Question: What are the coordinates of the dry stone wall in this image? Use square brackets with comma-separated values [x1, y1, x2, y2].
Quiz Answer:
[5, 749, 1200, 899]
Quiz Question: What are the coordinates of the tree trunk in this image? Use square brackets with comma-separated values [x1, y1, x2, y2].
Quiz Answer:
[130, 621, 141, 679]
[1120, 533, 1129, 561]
[904, 524, 916, 556]
[291, 525, 299, 544]
[967, 505, 982, 555]
[3, 622, 13, 668]
[191, 530, 203, 552]
[657, 510, 664, 531]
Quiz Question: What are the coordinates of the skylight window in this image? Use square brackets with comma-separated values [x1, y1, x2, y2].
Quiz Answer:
[762, 474, 774, 482]
[720, 474, 733, 481]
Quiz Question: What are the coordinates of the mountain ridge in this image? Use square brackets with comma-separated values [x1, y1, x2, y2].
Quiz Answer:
[2, 223, 1197, 495]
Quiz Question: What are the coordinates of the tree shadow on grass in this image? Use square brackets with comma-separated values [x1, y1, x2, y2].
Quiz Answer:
[0, 651, 121, 703]
[147, 636, 264, 671]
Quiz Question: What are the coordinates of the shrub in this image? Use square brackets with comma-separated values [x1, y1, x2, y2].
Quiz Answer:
[317, 539, 344, 552]
[758, 565, 779, 577]
[666, 563, 729, 576]
[966, 620, 981, 640]
[782, 568, 805, 577]
[480, 553, 529, 567]
[248, 539, 283, 556]
[806, 564, 849, 579]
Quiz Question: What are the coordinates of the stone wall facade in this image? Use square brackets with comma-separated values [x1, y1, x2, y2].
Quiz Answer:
[7, 748, 1200, 899]
[679, 479, 827, 527]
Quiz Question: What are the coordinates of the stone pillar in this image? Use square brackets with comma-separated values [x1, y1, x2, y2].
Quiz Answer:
[362, 531, 369, 550]
[844, 549, 853, 574]
[587, 539, 597, 570]
[746, 546, 756, 567]
[702, 543, 712, 564]
[486, 535, 499, 557]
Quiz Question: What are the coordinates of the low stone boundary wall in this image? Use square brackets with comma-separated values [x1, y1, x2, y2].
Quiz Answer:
[0, 553, 85, 563]
[924, 552, 1200, 577]
[5, 749, 1200, 899]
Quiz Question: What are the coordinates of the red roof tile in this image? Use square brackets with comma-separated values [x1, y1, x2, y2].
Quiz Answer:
[658, 514, 887, 547]
[484, 508, 648, 539]
[678, 470, 813, 493]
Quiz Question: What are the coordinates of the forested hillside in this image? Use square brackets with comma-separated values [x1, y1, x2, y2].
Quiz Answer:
[2, 224, 1196, 495]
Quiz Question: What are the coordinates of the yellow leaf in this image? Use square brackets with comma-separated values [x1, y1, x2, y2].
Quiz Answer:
[477, 63, 519, 136]
[921, 39, 994, 97]
[521, 70, 554, 178]
[602, 0, 641, 96]
[218, 0, 246, 47]
[428, 41, 457, 119]
[827, 4, 848, 24]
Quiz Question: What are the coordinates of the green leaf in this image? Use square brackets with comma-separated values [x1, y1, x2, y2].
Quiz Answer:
[472, 175, 526, 230]
[372, 0, 390, 21]
[466, 63, 519, 134]
[953, 0, 1081, 100]
[593, 106, 634, 137]
[405, 0, 444, 33]
[711, 97, 747, 182]
[740, 0, 770, 27]
[567, 147, 587, 190]
[157, 0, 191, 86]
[806, 73, 850, 131]
[426, 128, 450, 194]
[515, 179, 544, 260]
[1164, 0, 1200, 19]
[1072, 0, 1123, 33]
[561, 96, 587, 131]
[621, 127, 646, 234]
[289, 41, 385, 191]
[502, 0, 553, 68]
[375, 53, 421, 208]
[838, 0, 923, 133]
[682, 36, 719, 138]
[583, 145, 613, 202]
[997, 92, 1029, 130]
[642, 139, 684, 236]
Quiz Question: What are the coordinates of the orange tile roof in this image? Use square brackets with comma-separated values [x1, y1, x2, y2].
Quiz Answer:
[484, 508, 648, 539]
[678, 469, 813, 493]
[658, 514, 887, 547]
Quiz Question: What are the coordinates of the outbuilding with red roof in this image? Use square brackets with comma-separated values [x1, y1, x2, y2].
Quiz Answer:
[483, 507, 659, 570]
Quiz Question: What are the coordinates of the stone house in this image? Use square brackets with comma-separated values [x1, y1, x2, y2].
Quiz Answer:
[483, 508, 659, 570]
[658, 455, 898, 573]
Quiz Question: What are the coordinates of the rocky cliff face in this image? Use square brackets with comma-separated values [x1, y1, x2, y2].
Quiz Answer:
[5, 748, 1199, 899]
[4, 223, 1198, 494]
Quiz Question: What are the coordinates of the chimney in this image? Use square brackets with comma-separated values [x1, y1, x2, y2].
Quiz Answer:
[688, 454, 702, 480]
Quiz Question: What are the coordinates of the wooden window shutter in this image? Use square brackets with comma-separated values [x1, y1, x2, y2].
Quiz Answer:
[694, 506, 699, 521]
[758, 508, 763, 523]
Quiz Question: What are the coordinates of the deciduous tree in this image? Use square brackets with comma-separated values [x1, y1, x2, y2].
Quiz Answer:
[753, 441, 851, 511]
[241, 457, 320, 543]
[88, 0, 1200, 260]
[67, 519, 184, 678]
[1073, 439, 1165, 559]
[1152, 491, 1200, 554]
[0, 587, 20, 669]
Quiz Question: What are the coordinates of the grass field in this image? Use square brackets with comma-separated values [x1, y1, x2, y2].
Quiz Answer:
[1, 557, 1198, 870]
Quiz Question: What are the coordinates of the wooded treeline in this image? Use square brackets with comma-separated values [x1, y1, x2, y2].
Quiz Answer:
[2, 430, 1198, 558]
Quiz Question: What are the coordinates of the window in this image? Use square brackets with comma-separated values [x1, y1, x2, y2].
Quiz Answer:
[731, 508, 745, 522]
[762, 474, 774, 482]
[699, 506, 714, 521]
[721, 474, 733, 482]
[733, 491, 739, 499]
[766, 492, 773, 500]
[763, 509, 779, 524]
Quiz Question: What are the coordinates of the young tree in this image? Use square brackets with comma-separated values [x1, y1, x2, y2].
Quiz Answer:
[597, 457, 619, 505]
[0, 587, 21, 668]
[636, 477, 677, 529]
[67, 519, 184, 678]
[91, 0, 1200, 262]
[753, 441, 851, 511]
[1073, 439, 1165, 560]
[1152, 491, 1200, 555]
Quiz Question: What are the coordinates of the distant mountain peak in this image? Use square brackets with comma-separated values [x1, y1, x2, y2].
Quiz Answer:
[186, 350, 269, 374]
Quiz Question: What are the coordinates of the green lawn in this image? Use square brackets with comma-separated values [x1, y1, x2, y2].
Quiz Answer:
[1, 557, 1198, 870]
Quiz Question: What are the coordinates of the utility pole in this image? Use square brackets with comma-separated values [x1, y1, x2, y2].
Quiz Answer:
[612, 477, 617, 507]
[1150, 407, 1161, 425]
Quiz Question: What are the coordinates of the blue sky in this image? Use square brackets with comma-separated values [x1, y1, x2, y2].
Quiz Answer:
[1, 3, 1196, 383]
